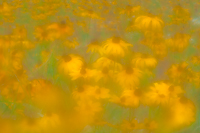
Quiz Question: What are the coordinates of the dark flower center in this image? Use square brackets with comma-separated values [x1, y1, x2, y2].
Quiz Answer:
[120, 96, 126, 103]
[168, 85, 174, 92]
[63, 55, 71, 62]
[102, 67, 109, 74]
[134, 89, 142, 97]
[80, 67, 86, 74]
[112, 37, 121, 43]
[180, 96, 188, 104]
[77, 86, 84, 92]
[125, 66, 133, 74]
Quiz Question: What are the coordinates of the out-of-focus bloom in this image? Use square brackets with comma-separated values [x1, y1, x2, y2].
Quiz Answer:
[167, 62, 195, 84]
[134, 15, 164, 31]
[72, 85, 93, 100]
[34, 26, 56, 41]
[116, 66, 142, 88]
[102, 37, 133, 57]
[119, 119, 140, 131]
[69, 65, 94, 80]
[110, 89, 142, 107]
[145, 82, 170, 105]
[47, 20, 74, 39]
[92, 67, 114, 82]
[141, 118, 158, 131]
[89, 86, 110, 99]
[75, 100, 102, 117]
[57, 54, 83, 76]
[93, 56, 122, 70]
[167, 97, 196, 129]
[87, 39, 103, 54]
[166, 33, 190, 52]
[169, 6, 191, 24]
[132, 53, 157, 69]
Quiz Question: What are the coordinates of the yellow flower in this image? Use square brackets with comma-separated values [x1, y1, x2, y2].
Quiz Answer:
[87, 39, 103, 54]
[11, 26, 27, 40]
[93, 56, 122, 70]
[34, 26, 56, 41]
[91, 67, 114, 82]
[167, 97, 196, 129]
[110, 89, 142, 108]
[168, 85, 185, 98]
[170, 6, 191, 24]
[166, 33, 190, 52]
[141, 36, 167, 58]
[57, 54, 83, 76]
[119, 119, 140, 131]
[1, 80, 25, 102]
[72, 85, 93, 100]
[69, 65, 95, 80]
[141, 118, 158, 131]
[0, 2, 13, 15]
[132, 53, 157, 69]
[39, 113, 60, 131]
[102, 37, 133, 57]
[89, 86, 110, 99]
[116, 66, 142, 88]
[47, 20, 74, 39]
[75, 100, 102, 117]
[134, 15, 164, 31]
[191, 55, 200, 64]
[167, 62, 193, 83]
[145, 82, 170, 105]
[30, 79, 66, 112]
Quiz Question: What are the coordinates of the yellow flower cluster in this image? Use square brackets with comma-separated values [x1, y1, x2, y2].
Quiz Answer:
[0, 0, 199, 133]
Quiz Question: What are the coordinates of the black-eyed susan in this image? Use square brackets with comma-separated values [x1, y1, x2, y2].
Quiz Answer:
[47, 20, 74, 39]
[89, 86, 110, 99]
[167, 97, 196, 129]
[93, 56, 122, 70]
[75, 100, 102, 117]
[72, 85, 93, 100]
[34, 26, 56, 41]
[102, 37, 133, 57]
[87, 39, 103, 54]
[145, 82, 170, 105]
[57, 54, 83, 76]
[110, 89, 142, 108]
[69, 65, 94, 80]
[167, 62, 192, 83]
[116, 66, 142, 88]
[170, 5, 191, 24]
[134, 15, 164, 31]
[168, 85, 185, 98]
[91, 67, 114, 82]
[131, 53, 157, 69]
[141, 118, 158, 131]
[166, 33, 190, 52]
[119, 119, 140, 131]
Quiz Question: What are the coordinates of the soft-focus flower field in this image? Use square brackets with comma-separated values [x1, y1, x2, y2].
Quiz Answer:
[0, 0, 200, 133]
